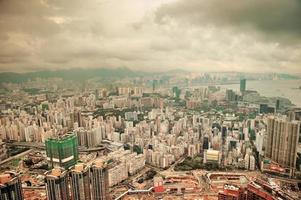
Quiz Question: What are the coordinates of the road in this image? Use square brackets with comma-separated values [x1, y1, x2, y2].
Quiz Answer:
[169, 156, 186, 171]
[0, 149, 33, 165]
[6, 142, 105, 152]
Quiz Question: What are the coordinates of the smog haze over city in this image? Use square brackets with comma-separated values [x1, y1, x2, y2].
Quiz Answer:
[0, 1, 301, 200]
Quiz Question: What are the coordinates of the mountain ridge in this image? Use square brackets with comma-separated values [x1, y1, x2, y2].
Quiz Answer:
[0, 67, 299, 83]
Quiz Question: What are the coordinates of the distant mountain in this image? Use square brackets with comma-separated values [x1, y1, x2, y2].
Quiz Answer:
[0, 68, 299, 83]
[0, 67, 145, 83]
[277, 73, 300, 80]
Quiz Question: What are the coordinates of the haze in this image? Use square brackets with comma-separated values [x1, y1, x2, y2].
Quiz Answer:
[0, 0, 301, 74]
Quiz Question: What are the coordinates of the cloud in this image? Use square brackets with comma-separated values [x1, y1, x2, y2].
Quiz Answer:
[155, 0, 301, 43]
[0, 0, 300, 74]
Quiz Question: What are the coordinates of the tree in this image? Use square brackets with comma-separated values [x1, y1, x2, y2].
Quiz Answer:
[133, 145, 143, 154]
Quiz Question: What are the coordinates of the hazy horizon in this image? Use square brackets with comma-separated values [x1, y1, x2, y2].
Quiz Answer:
[0, 67, 300, 77]
[0, 0, 301, 74]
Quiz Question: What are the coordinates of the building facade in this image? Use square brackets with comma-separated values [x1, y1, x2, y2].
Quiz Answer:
[45, 168, 70, 200]
[45, 133, 79, 169]
[0, 171, 24, 200]
[70, 164, 91, 200]
[265, 117, 300, 173]
[90, 160, 110, 200]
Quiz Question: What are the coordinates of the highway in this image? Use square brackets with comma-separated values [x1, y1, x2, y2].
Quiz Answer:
[0, 149, 33, 165]
[6, 142, 105, 152]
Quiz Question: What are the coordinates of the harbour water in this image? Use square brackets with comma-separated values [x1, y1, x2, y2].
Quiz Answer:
[217, 79, 301, 107]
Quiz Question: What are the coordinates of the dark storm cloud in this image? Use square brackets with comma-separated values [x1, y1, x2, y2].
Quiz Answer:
[155, 0, 301, 42]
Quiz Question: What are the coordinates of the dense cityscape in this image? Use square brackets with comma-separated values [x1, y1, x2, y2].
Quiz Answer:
[0, 71, 300, 200]
[1, 0, 301, 200]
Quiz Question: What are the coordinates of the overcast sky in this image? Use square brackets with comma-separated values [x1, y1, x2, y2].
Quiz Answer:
[0, 0, 301, 74]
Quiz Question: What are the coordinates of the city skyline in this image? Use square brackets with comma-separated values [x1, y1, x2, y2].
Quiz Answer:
[1, 1, 301, 200]
[0, 0, 301, 74]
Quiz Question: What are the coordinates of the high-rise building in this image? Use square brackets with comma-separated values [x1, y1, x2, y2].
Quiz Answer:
[45, 168, 70, 200]
[226, 89, 238, 102]
[70, 164, 91, 200]
[287, 109, 301, 171]
[118, 87, 131, 96]
[240, 79, 246, 92]
[287, 109, 301, 143]
[265, 117, 300, 174]
[90, 160, 110, 200]
[172, 86, 181, 98]
[249, 155, 256, 171]
[275, 99, 280, 111]
[45, 133, 79, 169]
[203, 136, 209, 150]
[152, 80, 158, 92]
[0, 171, 24, 200]
[287, 109, 301, 121]
[0, 140, 7, 162]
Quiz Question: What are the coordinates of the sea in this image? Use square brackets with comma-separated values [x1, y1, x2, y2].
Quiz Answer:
[217, 79, 301, 107]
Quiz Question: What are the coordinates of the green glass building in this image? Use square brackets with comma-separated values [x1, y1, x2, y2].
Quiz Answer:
[240, 79, 246, 92]
[46, 133, 79, 169]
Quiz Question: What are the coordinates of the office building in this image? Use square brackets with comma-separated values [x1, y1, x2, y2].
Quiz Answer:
[265, 117, 300, 175]
[240, 79, 246, 92]
[45, 133, 79, 169]
[45, 168, 70, 200]
[0, 171, 24, 200]
[70, 164, 91, 200]
[90, 160, 110, 200]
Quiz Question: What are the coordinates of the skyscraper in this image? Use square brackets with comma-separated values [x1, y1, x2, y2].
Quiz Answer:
[45, 168, 70, 200]
[275, 99, 280, 111]
[265, 116, 300, 175]
[0, 140, 7, 162]
[70, 164, 91, 200]
[0, 171, 24, 200]
[90, 160, 110, 200]
[240, 79, 246, 92]
[45, 133, 79, 169]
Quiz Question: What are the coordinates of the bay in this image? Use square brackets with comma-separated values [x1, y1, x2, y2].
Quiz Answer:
[217, 79, 301, 107]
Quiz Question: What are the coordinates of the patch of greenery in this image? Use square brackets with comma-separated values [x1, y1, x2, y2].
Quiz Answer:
[8, 147, 30, 156]
[174, 156, 220, 171]
[22, 88, 41, 95]
[133, 145, 143, 154]
[11, 158, 21, 167]
[174, 156, 203, 171]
